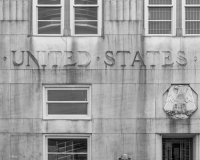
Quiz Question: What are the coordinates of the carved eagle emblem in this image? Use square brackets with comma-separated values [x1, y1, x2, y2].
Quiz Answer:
[164, 85, 197, 119]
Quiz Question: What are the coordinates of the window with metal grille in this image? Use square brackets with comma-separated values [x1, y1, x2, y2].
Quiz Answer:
[44, 135, 90, 160]
[184, 0, 200, 34]
[71, 0, 102, 36]
[145, 0, 175, 35]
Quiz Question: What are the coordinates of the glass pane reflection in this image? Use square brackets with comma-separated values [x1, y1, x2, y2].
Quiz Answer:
[75, 7, 97, 20]
[75, 21, 97, 34]
[75, 0, 97, 4]
[48, 139, 87, 153]
[38, 0, 60, 4]
[38, 21, 61, 34]
[48, 103, 87, 114]
[38, 7, 61, 20]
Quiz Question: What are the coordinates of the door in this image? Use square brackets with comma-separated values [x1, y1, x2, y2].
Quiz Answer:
[163, 139, 191, 160]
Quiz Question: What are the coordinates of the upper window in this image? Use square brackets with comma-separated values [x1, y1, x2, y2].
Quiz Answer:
[33, 0, 102, 36]
[145, 0, 176, 36]
[44, 134, 90, 160]
[43, 85, 91, 119]
[33, 0, 64, 35]
[183, 0, 200, 35]
[71, 0, 102, 36]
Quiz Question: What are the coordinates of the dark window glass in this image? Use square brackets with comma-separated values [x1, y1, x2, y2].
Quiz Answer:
[48, 154, 87, 160]
[186, 7, 200, 20]
[75, 0, 97, 5]
[75, 21, 97, 34]
[38, 21, 61, 34]
[75, 7, 97, 20]
[48, 90, 87, 101]
[48, 103, 87, 115]
[38, 0, 61, 4]
[186, 21, 200, 34]
[149, 21, 171, 34]
[186, 0, 200, 4]
[149, 8, 171, 20]
[48, 139, 87, 153]
[149, 0, 172, 5]
[38, 8, 61, 20]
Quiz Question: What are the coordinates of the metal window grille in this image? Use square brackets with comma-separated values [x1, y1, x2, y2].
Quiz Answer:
[148, 7, 172, 34]
[186, 0, 200, 4]
[149, 0, 172, 5]
[185, 6, 200, 34]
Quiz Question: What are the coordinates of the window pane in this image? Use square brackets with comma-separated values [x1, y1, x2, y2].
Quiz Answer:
[149, 0, 172, 5]
[48, 139, 87, 153]
[48, 154, 58, 160]
[186, 7, 200, 20]
[38, 0, 60, 4]
[38, 8, 61, 20]
[186, 0, 200, 4]
[186, 21, 200, 34]
[48, 103, 87, 114]
[75, 0, 97, 5]
[75, 7, 97, 20]
[48, 90, 87, 101]
[149, 8, 171, 20]
[74, 154, 87, 160]
[149, 21, 171, 34]
[48, 154, 87, 160]
[38, 21, 61, 34]
[75, 21, 97, 34]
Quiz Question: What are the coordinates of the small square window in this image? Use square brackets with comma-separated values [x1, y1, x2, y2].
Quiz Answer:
[33, 0, 64, 35]
[43, 85, 91, 119]
[71, 0, 102, 36]
[44, 134, 91, 160]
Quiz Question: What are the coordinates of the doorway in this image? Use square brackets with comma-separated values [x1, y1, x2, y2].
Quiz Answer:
[162, 139, 192, 160]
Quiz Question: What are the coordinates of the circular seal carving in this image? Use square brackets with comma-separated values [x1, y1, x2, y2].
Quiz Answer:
[164, 85, 197, 119]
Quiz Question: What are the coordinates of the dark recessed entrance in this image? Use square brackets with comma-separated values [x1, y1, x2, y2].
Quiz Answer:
[163, 138, 192, 160]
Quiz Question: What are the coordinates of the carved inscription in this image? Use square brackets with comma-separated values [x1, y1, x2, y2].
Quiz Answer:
[11, 50, 189, 68]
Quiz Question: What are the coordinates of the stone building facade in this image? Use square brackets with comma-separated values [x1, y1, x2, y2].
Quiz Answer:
[0, 0, 200, 160]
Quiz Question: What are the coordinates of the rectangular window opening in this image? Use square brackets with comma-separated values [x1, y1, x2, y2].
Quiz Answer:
[43, 85, 91, 119]
[44, 135, 90, 160]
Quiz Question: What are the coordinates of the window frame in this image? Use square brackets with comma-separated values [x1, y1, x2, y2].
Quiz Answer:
[144, 0, 176, 36]
[33, 0, 64, 36]
[43, 85, 91, 120]
[182, 0, 200, 36]
[70, 0, 102, 36]
[43, 134, 91, 160]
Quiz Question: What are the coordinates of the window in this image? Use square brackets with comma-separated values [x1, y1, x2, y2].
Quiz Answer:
[145, 0, 176, 35]
[183, 0, 200, 35]
[33, 0, 64, 35]
[44, 134, 90, 160]
[71, 0, 102, 36]
[33, 0, 102, 36]
[43, 85, 91, 119]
